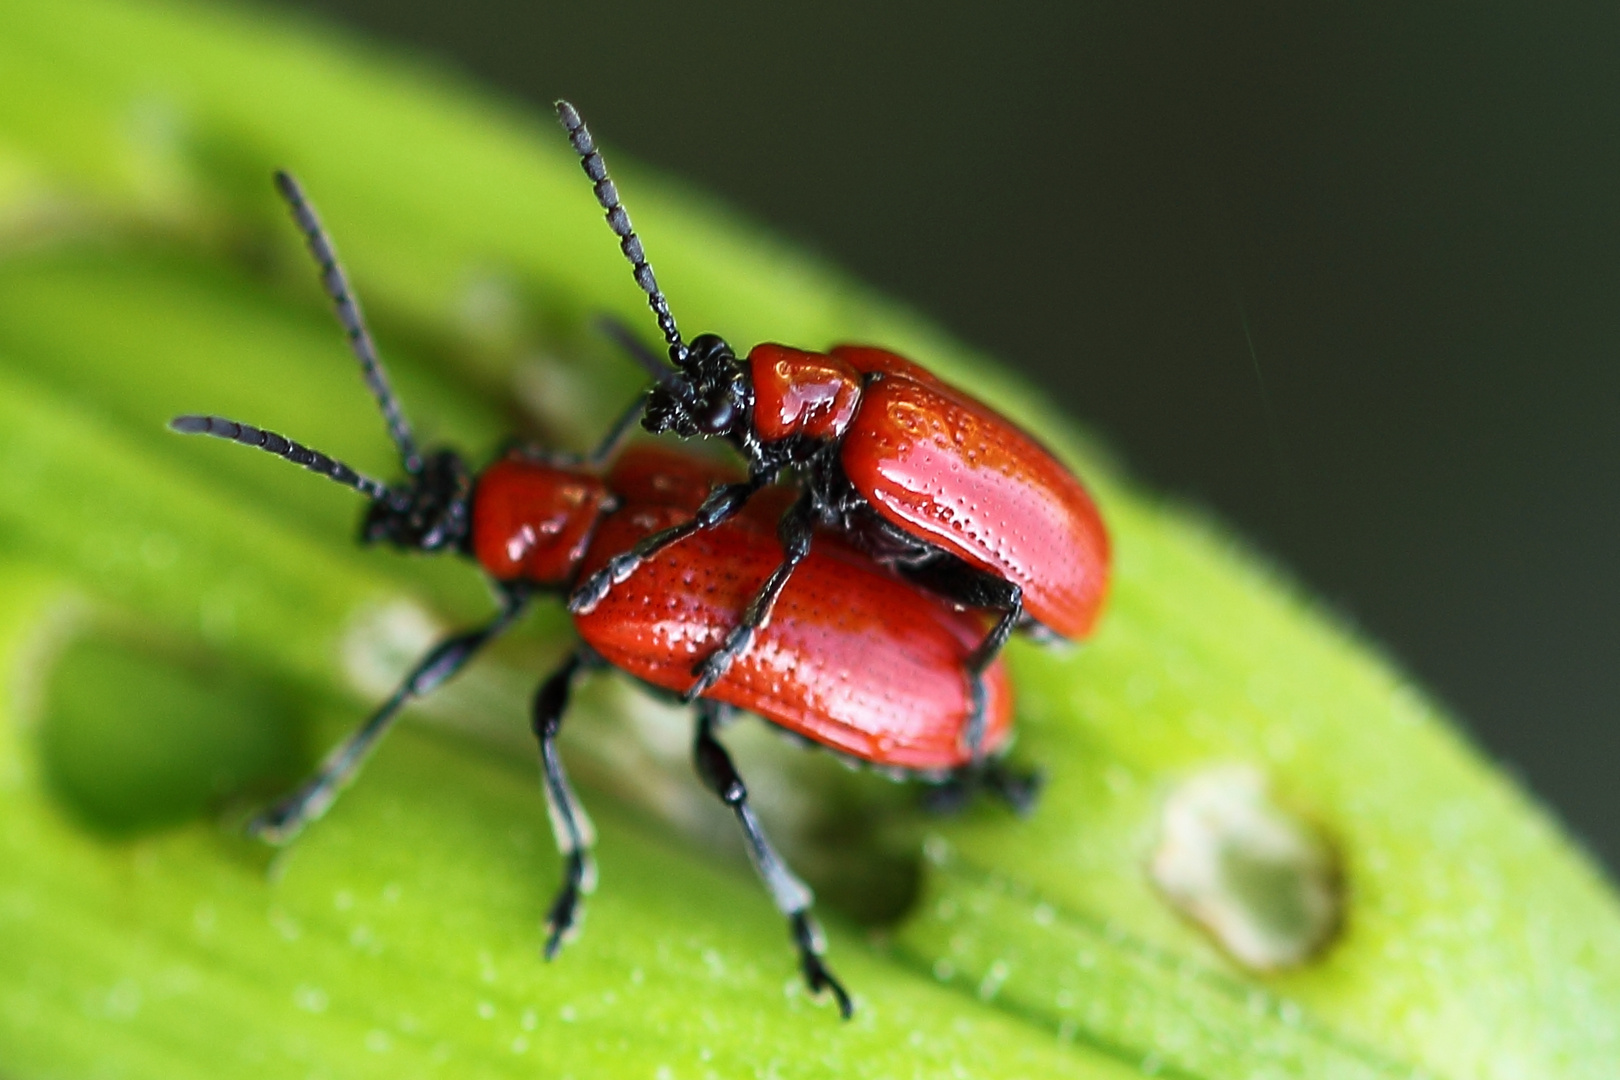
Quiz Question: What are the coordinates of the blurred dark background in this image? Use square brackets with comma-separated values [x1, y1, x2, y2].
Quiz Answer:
[269, 0, 1620, 871]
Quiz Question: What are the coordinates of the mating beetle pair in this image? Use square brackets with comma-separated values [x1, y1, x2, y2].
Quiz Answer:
[555, 103, 1109, 760]
[169, 103, 1109, 1017]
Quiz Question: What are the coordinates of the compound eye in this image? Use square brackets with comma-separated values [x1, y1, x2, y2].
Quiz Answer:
[695, 395, 736, 435]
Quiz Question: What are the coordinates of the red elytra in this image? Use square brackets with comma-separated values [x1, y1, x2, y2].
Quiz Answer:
[755, 343, 1109, 639]
[474, 448, 1012, 769]
[554, 448, 1013, 771]
[556, 101, 1111, 754]
[167, 170, 1035, 1021]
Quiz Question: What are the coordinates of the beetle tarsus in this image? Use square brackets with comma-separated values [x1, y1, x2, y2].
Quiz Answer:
[544, 850, 590, 959]
[987, 763, 1044, 816]
[686, 624, 753, 699]
[793, 912, 853, 1019]
[922, 760, 1044, 817]
[247, 786, 322, 845]
[568, 558, 625, 614]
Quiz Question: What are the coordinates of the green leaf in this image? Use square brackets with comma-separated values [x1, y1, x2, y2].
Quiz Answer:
[0, 0, 1616, 1076]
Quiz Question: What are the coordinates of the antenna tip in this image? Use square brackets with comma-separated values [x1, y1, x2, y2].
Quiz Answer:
[272, 169, 301, 199]
[169, 415, 211, 435]
[555, 100, 580, 128]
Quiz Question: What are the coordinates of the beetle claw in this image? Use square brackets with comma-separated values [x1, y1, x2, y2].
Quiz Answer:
[246, 805, 300, 845]
[686, 626, 752, 701]
[684, 666, 720, 702]
[568, 569, 611, 614]
[921, 761, 1044, 817]
[791, 913, 852, 1019]
[247, 779, 330, 845]
[805, 955, 854, 1019]
[543, 851, 590, 960]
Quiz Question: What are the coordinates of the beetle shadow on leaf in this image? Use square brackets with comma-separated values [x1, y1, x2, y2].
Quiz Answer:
[34, 628, 305, 841]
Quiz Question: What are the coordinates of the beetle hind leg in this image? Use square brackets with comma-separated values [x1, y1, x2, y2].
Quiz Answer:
[693, 703, 854, 1019]
[532, 646, 604, 959]
[902, 560, 1026, 762]
[961, 590, 1023, 761]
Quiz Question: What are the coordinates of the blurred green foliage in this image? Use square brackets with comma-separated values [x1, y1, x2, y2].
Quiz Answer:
[0, 0, 1616, 1076]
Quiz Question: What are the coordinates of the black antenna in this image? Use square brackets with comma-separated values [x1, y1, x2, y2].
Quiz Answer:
[555, 101, 687, 364]
[273, 170, 422, 474]
[169, 415, 390, 500]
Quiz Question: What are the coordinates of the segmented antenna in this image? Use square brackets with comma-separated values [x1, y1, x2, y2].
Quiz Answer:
[273, 170, 422, 474]
[170, 415, 390, 500]
[554, 101, 686, 363]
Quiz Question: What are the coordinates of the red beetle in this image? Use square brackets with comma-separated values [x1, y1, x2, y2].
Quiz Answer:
[168, 172, 1024, 1018]
[555, 102, 1110, 757]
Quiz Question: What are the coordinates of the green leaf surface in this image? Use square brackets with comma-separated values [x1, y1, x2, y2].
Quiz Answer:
[1, 0, 1616, 1076]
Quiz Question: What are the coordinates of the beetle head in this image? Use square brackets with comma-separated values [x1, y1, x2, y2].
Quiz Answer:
[361, 448, 474, 554]
[171, 173, 479, 569]
[643, 333, 753, 442]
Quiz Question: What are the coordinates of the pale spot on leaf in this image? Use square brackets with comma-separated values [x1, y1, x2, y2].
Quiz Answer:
[1150, 765, 1340, 970]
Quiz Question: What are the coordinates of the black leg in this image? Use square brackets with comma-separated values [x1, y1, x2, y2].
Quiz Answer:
[597, 313, 678, 385]
[693, 704, 853, 1018]
[502, 383, 646, 470]
[568, 479, 762, 614]
[582, 391, 649, 467]
[921, 758, 1045, 817]
[685, 490, 817, 701]
[901, 560, 1025, 762]
[961, 590, 1023, 761]
[250, 589, 531, 843]
[532, 645, 605, 960]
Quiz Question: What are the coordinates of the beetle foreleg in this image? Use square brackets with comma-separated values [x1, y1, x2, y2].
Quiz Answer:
[597, 313, 681, 385]
[692, 704, 853, 1019]
[532, 646, 605, 960]
[582, 384, 650, 467]
[568, 479, 761, 614]
[685, 490, 817, 701]
[248, 589, 531, 844]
